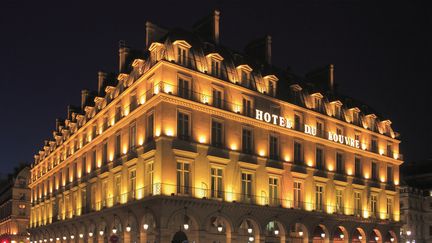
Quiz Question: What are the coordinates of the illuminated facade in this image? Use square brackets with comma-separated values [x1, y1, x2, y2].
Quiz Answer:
[0, 166, 30, 243]
[29, 10, 402, 243]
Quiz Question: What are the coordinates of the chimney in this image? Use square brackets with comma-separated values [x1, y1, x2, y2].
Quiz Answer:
[81, 89, 89, 110]
[67, 105, 73, 120]
[145, 21, 168, 48]
[55, 118, 61, 131]
[265, 35, 272, 65]
[97, 71, 107, 96]
[244, 35, 272, 65]
[329, 64, 335, 92]
[193, 10, 221, 44]
[213, 10, 220, 44]
[118, 41, 129, 73]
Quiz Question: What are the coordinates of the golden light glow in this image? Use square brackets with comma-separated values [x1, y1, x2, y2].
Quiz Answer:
[328, 164, 334, 171]
[111, 118, 115, 126]
[307, 160, 313, 167]
[138, 136, 144, 146]
[394, 180, 399, 185]
[233, 104, 241, 113]
[109, 154, 114, 162]
[123, 146, 128, 155]
[140, 96, 146, 105]
[155, 127, 161, 137]
[199, 135, 206, 144]
[258, 150, 265, 157]
[347, 168, 353, 175]
[361, 143, 367, 150]
[364, 172, 370, 179]
[363, 210, 369, 218]
[154, 85, 160, 94]
[284, 155, 291, 162]
[393, 153, 399, 160]
[379, 149, 384, 155]
[164, 83, 173, 93]
[230, 143, 237, 150]
[165, 128, 174, 136]
[201, 95, 209, 104]
[380, 177, 385, 183]
[124, 107, 130, 116]
[99, 127, 103, 134]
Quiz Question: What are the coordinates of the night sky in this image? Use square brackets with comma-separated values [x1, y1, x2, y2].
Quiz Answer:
[1, 0, 431, 176]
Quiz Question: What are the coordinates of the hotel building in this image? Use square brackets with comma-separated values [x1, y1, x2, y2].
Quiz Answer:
[0, 166, 31, 243]
[28, 10, 403, 243]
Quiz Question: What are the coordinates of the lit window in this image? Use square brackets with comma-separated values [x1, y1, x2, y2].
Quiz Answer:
[315, 185, 324, 211]
[293, 182, 302, 208]
[354, 192, 361, 216]
[212, 88, 223, 108]
[211, 59, 221, 77]
[211, 168, 223, 199]
[129, 124, 137, 149]
[241, 172, 253, 203]
[269, 177, 279, 206]
[336, 189, 343, 213]
[177, 162, 190, 194]
[178, 78, 190, 99]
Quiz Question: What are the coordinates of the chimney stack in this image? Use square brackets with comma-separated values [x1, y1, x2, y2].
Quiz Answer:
[329, 64, 335, 92]
[244, 35, 272, 65]
[213, 10, 220, 44]
[55, 118, 61, 132]
[118, 41, 129, 73]
[97, 71, 107, 96]
[145, 22, 168, 48]
[81, 89, 89, 110]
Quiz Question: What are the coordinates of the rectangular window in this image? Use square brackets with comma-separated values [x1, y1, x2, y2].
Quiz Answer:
[371, 138, 378, 153]
[315, 185, 324, 211]
[268, 81, 275, 96]
[147, 113, 154, 141]
[130, 93, 137, 111]
[129, 124, 136, 149]
[101, 180, 108, 208]
[372, 161, 378, 180]
[90, 184, 96, 210]
[336, 127, 343, 135]
[102, 142, 108, 164]
[81, 188, 87, 212]
[316, 120, 324, 137]
[114, 175, 121, 204]
[242, 128, 253, 154]
[177, 47, 187, 65]
[269, 177, 279, 206]
[294, 114, 301, 131]
[212, 88, 223, 108]
[353, 111, 359, 125]
[129, 170, 136, 199]
[91, 150, 97, 170]
[211, 120, 223, 147]
[211, 59, 220, 77]
[145, 162, 154, 196]
[294, 142, 303, 164]
[371, 195, 378, 217]
[293, 182, 302, 209]
[178, 78, 190, 99]
[115, 133, 121, 157]
[387, 143, 393, 157]
[242, 98, 252, 117]
[177, 162, 190, 194]
[316, 147, 324, 169]
[115, 106, 122, 122]
[387, 198, 393, 219]
[241, 172, 253, 203]
[354, 192, 361, 216]
[336, 189, 343, 213]
[335, 106, 341, 118]
[355, 157, 362, 177]
[387, 165, 393, 184]
[336, 152, 344, 174]
[241, 70, 249, 87]
[211, 168, 223, 199]
[269, 135, 279, 160]
[177, 112, 190, 140]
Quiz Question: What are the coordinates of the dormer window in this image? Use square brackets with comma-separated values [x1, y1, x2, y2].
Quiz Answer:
[331, 101, 343, 119]
[211, 59, 220, 77]
[236, 65, 253, 88]
[263, 75, 278, 97]
[311, 93, 324, 112]
[148, 42, 164, 62]
[350, 108, 360, 125]
[206, 53, 224, 78]
[366, 114, 377, 132]
[177, 47, 187, 65]
[173, 40, 192, 67]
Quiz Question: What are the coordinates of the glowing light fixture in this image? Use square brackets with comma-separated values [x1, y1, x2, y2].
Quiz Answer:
[79, 234, 83, 238]
[112, 226, 117, 234]
[143, 223, 149, 231]
[126, 224, 131, 232]
[88, 232, 93, 237]
[217, 223, 223, 232]
[321, 233, 325, 238]
[248, 236, 254, 242]
[299, 231, 304, 237]
[99, 229, 104, 236]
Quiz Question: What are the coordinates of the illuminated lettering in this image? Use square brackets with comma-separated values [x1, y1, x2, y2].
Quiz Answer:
[256, 109, 263, 120]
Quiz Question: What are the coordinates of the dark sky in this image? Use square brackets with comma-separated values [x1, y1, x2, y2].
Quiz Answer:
[0, 0, 431, 176]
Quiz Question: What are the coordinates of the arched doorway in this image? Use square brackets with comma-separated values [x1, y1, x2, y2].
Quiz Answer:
[172, 230, 188, 243]
[312, 225, 329, 243]
[352, 227, 366, 243]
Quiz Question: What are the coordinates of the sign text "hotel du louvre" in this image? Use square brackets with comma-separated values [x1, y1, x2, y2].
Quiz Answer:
[255, 109, 360, 149]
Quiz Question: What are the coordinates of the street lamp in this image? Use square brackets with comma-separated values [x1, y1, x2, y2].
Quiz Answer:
[183, 207, 190, 230]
